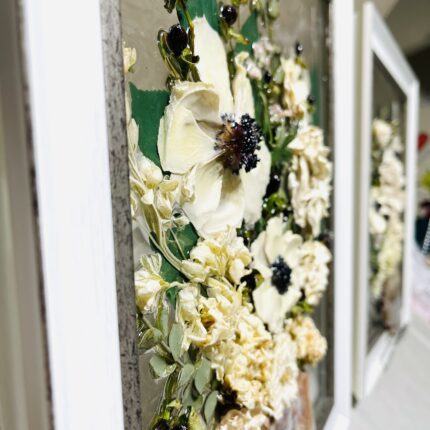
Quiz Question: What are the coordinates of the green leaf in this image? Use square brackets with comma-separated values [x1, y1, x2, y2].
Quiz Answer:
[178, 0, 219, 32]
[149, 354, 177, 379]
[194, 358, 211, 394]
[160, 256, 183, 283]
[129, 83, 170, 168]
[169, 323, 184, 362]
[235, 13, 259, 54]
[178, 363, 195, 388]
[139, 327, 163, 350]
[166, 286, 179, 308]
[156, 303, 170, 338]
[204, 391, 218, 423]
[167, 224, 199, 260]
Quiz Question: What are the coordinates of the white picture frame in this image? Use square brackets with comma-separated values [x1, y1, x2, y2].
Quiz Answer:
[13, 0, 355, 428]
[353, 2, 419, 401]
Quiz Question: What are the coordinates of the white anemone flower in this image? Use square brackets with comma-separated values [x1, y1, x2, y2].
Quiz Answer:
[251, 216, 303, 332]
[157, 17, 271, 237]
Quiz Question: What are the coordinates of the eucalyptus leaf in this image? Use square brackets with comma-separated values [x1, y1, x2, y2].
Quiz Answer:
[129, 84, 169, 168]
[191, 395, 204, 411]
[182, 380, 194, 407]
[156, 303, 170, 338]
[166, 286, 179, 308]
[149, 354, 177, 379]
[169, 323, 184, 362]
[178, 363, 195, 388]
[139, 327, 163, 350]
[194, 358, 211, 394]
[235, 13, 259, 54]
[203, 391, 218, 423]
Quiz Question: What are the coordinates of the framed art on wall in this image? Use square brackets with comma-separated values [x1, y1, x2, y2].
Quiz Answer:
[354, 1, 419, 402]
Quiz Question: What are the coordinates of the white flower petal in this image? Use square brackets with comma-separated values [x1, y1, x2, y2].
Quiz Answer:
[252, 282, 285, 332]
[264, 216, 287, 263]
[199, 169, 245, 237]
[233, 52, 255, 118]
[282, 231, 303, 268]
[251, 231, 272, 278]
[158, 82, 221, 174]
[182, 159, 224, 230]
[194, 17, 234, 114]
[240, 141, 271, 225]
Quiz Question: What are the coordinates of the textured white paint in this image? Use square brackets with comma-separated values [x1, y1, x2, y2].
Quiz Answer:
[21, 0, 125, 428]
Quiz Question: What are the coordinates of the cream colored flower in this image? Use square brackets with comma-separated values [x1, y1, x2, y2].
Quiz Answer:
[373, 118, 393, 148]
[123, 42, 137, 74]
[288, 125, 332, 237]
[181, 228, 251, 285]
[251, 216, 303, 332]
[265, 331, 299, 419]
[135, 254, 169, 313]
[287, 316, 327, 366]
[281, 57, 310, 120]
[294, 240, 332, 306]
[157, 17, 271, 237]
[218, 408, 270, 430]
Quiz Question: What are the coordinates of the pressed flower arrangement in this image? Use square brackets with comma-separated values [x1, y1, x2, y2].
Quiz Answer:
[125, 1, 332, 428]
[368, 118, 405, 329]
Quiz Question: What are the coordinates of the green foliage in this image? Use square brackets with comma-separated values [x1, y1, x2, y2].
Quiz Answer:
[271, 124, 297, 168]
[156, 302, 170, 338]
[139, 327, 164, 350]
[194, 358, 212, 394]
[235, 12, 259, 54]
[178, 0, 219, 31]
[178, 363, 195, 388]
[169, 323, 184, 362]
[129, 83, 169, 168]
[204, 390, 218, 423]
[149, 354, 177, 379]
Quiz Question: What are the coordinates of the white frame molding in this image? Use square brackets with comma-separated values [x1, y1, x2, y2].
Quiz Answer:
[354, 2, 419, 401]
[20, 0, 126, 428]
[323, 0, 354, 429]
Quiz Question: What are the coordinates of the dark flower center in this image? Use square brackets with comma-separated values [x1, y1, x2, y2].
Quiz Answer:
[216, 114, 262, 174]
[271, 256, 292, 295]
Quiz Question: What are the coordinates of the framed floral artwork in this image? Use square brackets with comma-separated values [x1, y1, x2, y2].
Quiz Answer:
[1, 0, 353, 428]
[121, 0, 353, 429]
[354, 2, 419, 401]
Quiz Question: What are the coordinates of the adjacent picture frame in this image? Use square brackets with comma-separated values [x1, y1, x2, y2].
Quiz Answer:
[354, 1, 419, 401]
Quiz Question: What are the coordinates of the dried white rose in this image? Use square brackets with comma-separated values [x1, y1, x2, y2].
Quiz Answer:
[281, 57, 310, 120]
[265, 331, 299, 419]
[288, 125, 332, 237]
[294, 240, 332, 306]
[181, 228, 252, 285]
[218, 408, 270, 430]
[135, 254, 169, 313]
[157, 17, 271, 237]
[287, 316, 327, 366]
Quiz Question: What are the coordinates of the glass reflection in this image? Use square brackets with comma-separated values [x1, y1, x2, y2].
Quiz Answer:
[367, 55, 407, 351]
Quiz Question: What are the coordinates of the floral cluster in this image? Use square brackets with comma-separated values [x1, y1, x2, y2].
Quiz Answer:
[369, 119, 406, 299]
[125, 1, 332, 429]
